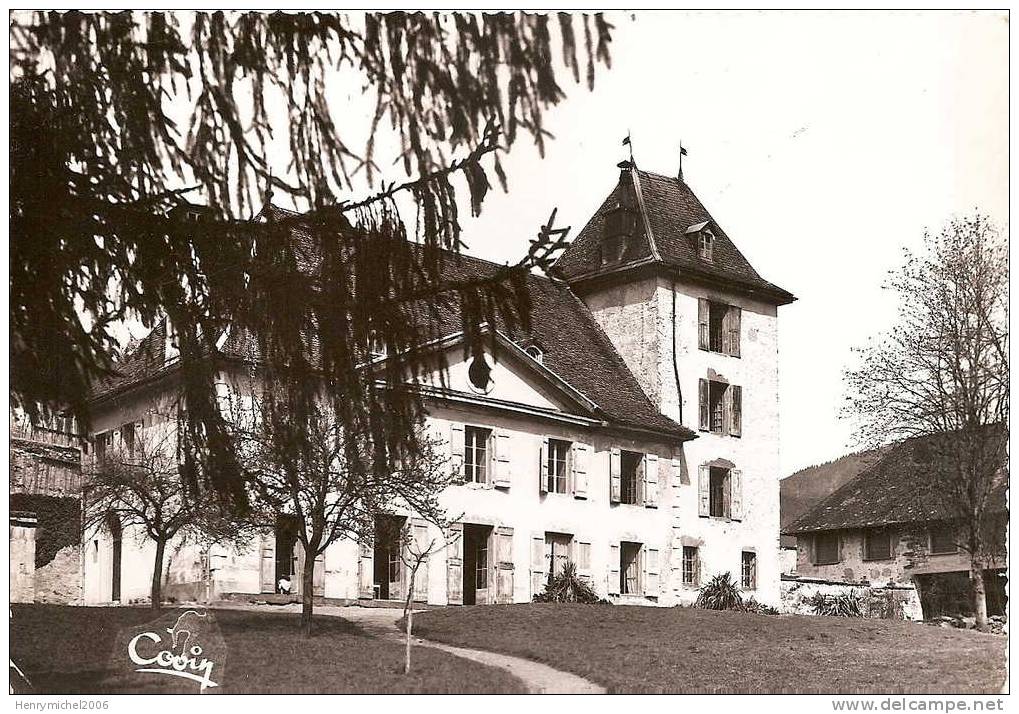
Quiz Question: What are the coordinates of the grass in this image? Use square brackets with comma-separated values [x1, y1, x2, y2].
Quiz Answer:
[10, 604, 524, 694]
[411, 603, 1007, 694]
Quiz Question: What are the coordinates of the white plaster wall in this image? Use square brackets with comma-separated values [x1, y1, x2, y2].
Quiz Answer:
[583, 277, 784, 606]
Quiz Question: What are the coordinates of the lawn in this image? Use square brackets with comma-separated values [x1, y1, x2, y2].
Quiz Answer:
[410, 603, 1006, 694]
[10, 604, 524, 694]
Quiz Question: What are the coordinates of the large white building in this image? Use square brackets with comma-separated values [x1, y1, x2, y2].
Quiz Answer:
[83, 163, 795, 608]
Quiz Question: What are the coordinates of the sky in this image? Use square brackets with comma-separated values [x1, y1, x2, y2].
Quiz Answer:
[444, 10, 1008, 476]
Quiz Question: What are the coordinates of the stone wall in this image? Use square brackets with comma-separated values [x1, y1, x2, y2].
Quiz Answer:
[10, 516, 37, 603]
[780, 575, 923, 621]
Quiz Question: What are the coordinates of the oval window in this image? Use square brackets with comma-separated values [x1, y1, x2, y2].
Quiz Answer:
[468, 354, 494, 393]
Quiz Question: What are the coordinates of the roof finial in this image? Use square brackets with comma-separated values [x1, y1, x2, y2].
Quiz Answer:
[678, 141, 689, 182]
[621, 130, 635, 167]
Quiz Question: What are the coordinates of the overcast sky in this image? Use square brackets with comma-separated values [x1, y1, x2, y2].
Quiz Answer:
[445, 10, 1008, 476]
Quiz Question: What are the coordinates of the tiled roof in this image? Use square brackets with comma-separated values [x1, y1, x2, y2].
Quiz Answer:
[555, 167, 795, 304]
[784, 431, 1007, 534]
[89, 238, 693, 442]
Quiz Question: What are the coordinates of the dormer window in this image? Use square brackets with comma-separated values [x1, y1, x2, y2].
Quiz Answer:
[164, 319, 180, 363]
[686, 221, 714, 262]
[699, 229, 714, 261]
[523, 345, 544, 363]
[600, 236, 624, 265]
[601, 199, 635, 265]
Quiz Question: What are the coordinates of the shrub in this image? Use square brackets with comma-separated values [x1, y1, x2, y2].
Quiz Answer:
[743, 596, 779, 615]
[695, 572, 744, 611]
[808, 590, 864, 617]
[533, 561, 602, 603]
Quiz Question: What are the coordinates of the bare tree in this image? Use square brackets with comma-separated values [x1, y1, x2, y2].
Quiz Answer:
[845, 214, 1008, 630]
[227, 383, 456, 635]
[397, 526, 458, 675]
[83, 421, 246, 609]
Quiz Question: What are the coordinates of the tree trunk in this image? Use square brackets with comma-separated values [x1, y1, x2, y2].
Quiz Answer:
[970, 563, 989, 632]
[403, 563, 418, 674]
[150, 536, 166, 610]
[301, 559, 315, 636]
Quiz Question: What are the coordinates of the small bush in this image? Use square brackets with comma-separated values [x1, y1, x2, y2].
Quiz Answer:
[533, 561, 602, 603]
[808, 590, 864, 617]
[743, 596, 779, 615]
[695, 572, 744, 611]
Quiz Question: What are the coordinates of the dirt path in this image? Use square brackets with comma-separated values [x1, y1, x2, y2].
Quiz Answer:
[215, 601, 605, 694]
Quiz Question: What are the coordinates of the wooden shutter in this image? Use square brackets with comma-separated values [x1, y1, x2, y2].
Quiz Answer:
[572, 443, 589, 498]
[578, 540, 593, 584]
[494, 527, 515, 604]
[644, 454, 659, 508]
[450, 422, 465, 479]
[530, 533, 546, 599]
[411, 521, 431, 602]
[730, 385, 742, 437]
[644, 547, 660, 596]
[446, 523, 464, 605]
[698, 298, 710, 350]
[730, 469, 743, 521]
[698, 465, 710, 517]
[493, 430, 512, 488]
[357, 541, 374, 598]
[259, 534, 276, 593]
[609, 447, 622, 503]
[721, 303, 732, 355]
[607, 542, 621, 595]
[313, 553, 325, 597]
[698, 379, 709, 431]
[728, 306, 742, 357]
[539, 437, 549, 494]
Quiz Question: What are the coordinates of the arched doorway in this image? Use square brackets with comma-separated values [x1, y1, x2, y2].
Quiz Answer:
[107, 513, 122, 602]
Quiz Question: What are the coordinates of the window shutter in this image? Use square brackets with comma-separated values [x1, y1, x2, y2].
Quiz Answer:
[495, 527, 515, 604]
[412, 521, 430, 602]
[446, 523, 464, 605]
[698, 465, 710, 517]
[698, 379, 709, 431]
[730, 469, 743, 521]
[729, 306, 742, 357]
[698, 298, 710, 350]
[260, 535, 276, 594]
[609, 447, 622, 503]
[608, 542, 621, 595]
[313, 553, 326, 597]
[539, 437, 549, 494]
[493, 430, 512, 488]
[572, 443, 589, 499]
[450, 422, 465, 479]
[530, 533, 546, 598]
[644, 547, 660, 596]
[357, 540, 374, 599]
[730, 385, 742, 437]
[578, 540, 592, 584]
[721, 303, 732, 355]
[644, 454, 659, 508]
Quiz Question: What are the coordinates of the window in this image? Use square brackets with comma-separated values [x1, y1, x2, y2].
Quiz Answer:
[545, 533, 572, 579]
[94, 431, 111, 462]
[863, 529, 892, 561]
[709, 467, 729, 519]
[600, 236, 624, 265]
[814, 533, 840, 565]
[682, 546, 700, 587]
[367, 330, 387, 360]
[698, 299, 741, 357]
[546, 439, 570, 494]
[741, 551, 757, 589]
[929, 524, 958, 555]
[698, 379, 742, 437]
[698, 228, 714, 261]
[620, 541, 642, 595]
[464, 426, 491, 484]
[476, 538, 489, 590]
[467, 355, 494, 393]
[620, 450, 643, 505]
[523, 345, 543, 363]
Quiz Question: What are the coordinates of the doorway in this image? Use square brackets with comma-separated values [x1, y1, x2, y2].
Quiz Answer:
[373, 515, 406, 600]
[463, 524, 492, 605]
[274, 515, 299, 591]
